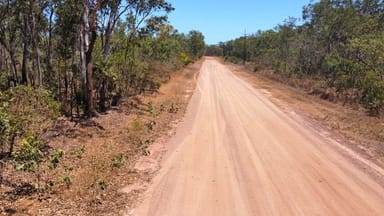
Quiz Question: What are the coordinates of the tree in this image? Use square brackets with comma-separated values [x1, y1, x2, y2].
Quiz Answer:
[205, 45, 223, 56]
[187, 30, 205, 59]
[219, 0, 384, 115]
[79, 0, 101, 117]
[0, 0, 20, 86]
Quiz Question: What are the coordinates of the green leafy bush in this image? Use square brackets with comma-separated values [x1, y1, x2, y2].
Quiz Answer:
[179, 52, 192, 66]
[12, 132, 46, 172]
[71, 146, 85, 159]
[361, 72, 384, 116]
[0, 86, 59, 156]
[111, 154, 127, 169]
[49, 149, 64, 170]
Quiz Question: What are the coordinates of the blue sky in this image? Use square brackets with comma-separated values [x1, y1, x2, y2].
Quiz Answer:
[167, 0, 315, 45]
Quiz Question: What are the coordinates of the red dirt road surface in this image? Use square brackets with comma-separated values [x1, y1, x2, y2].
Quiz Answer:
[131, 59, 384, 216]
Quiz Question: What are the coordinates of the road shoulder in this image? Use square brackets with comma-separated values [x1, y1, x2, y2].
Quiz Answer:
[223, 60, 384, 185]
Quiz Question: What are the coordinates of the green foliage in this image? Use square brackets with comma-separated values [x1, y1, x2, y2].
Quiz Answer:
[111, 154, 127, 169]
[179, 52, 192, 66]
[0, 86, 59, 155]
[361, 72, 384, 115]
[205, 45, 223, 56]
[187, 30, 206, 59]
[64, 164, 74, 172]
[224, 56, 242, 64]
[132, 119, 144, 133]
[147, 102, 160, 118]
[0, 98, 10, 148]
[49, 149, 64, 170]
[159, 103, 166, 112]
[60, 175, 72, 188]
[71, 146, 85, 159]
[129, 119, 145, 145]
[253, 65, 261, 72]
[12, 132, 46, 172]
[219, 0, 384, 116]
[0, 0, 203, 118]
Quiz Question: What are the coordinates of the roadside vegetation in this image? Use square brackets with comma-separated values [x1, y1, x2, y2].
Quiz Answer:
[0, 0, 205, 214]
[206, 0, 384, 116]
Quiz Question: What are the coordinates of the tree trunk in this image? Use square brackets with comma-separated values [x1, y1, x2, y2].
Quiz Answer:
[85, 28, 97, 117]
[99, 78, 107, 112]
[103, 10, 116, 61]
[21, 41, 29, 85]
[81, 1, 98, 117]
[46, 6, 54, 74]
[21, 16, 30, 86]
[64, 60, 68, 100]
[36, 47, 42, 87]
[0, 48, 5, 71]
[80, 2, 89, 108]
[58, 59, 61, 101]
[29, 0, 42, 88]
[9, 49, 18, 85]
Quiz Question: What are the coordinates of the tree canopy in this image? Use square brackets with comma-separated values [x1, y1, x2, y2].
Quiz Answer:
[213, 0, 384, 115]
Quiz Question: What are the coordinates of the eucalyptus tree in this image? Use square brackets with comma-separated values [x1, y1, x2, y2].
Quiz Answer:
[187, 30, 205, 59]
[0, 0, 20, 86]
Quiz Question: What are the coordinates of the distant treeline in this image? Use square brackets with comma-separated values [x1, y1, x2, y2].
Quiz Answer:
[206, 0, 384, 116]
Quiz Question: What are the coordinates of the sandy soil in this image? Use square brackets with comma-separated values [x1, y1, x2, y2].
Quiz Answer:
[130, 58, 384, 216]
[0, 60, 202, 215]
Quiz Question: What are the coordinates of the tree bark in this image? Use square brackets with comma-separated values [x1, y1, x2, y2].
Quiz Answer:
[85, 26, 98, 117]
[99, 78, 107, 112]
[9, 48, 18, 85]
[46, 5, 54, 74]
[80, 2, 89, 115]
[81, 0, 99, 117]
[21, 41, 29, 85]
[0, 48, 5, 71]
[21, 16, 29, 85]
[29, 0, 42, 88]
[103, 10, 116, 61]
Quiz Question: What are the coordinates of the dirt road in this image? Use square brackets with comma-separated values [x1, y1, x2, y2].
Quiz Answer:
[132, 59, 384, 215]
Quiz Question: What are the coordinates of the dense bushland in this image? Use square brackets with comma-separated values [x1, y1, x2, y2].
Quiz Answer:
[0, 0, 205, 196]
[208, 0, 384, 116]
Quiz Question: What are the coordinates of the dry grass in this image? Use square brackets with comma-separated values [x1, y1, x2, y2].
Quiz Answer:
[223, 60, 384, 168]
[0, 59, 203, 215]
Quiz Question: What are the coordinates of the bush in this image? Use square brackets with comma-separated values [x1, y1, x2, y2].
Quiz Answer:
[49, 149, 64, 170]
[0, 86, 59, 156]
[361, 72, 384, 116]
[224, 56, 242, 64]
[179, 52, 192, 66]
[111, 154, 126, 169]
[253, 65, 261, 72]
[12, 132, 46, 172]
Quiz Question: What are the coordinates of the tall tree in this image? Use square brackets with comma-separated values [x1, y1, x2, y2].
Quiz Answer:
[80, 0, 102, 117]
[0, 0, 20, 86]
[187, 30, 205, 59]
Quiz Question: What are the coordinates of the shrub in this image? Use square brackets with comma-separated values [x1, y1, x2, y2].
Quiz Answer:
[0, 86, 59, 156]
[49, 149, 64, 170]
[111, 154, 126, 169]
[72, 146, 85, 159]
[361, 72, 384, 116]
[60, 175, 72, 188]
[253, 65, 261, 72]
[12, 132, 47, 172]
[179, 52, 192, 66]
